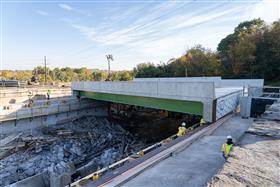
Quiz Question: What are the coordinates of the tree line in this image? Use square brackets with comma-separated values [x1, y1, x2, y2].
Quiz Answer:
[134, 19, 280, 84]
[0, 19, 279, 84]
[0, 67, 134, 83]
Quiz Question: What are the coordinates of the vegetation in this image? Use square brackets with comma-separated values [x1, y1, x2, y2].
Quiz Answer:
[0, 19, 279, 84]
[0, 68, 133, 83]
[134, 45, 219, 77]
[134, 19, 280, 84]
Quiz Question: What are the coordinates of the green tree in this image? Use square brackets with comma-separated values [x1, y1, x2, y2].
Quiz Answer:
[255, 20, 280, 82]
[118, 71, 133, 81]
[217, 18, 265, 78]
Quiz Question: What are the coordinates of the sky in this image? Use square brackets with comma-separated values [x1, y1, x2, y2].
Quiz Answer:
[0, 0, 279, 71]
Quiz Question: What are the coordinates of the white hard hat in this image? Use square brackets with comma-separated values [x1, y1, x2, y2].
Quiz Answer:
[181, 122, 186, 126]
[227, 135, 232, 139]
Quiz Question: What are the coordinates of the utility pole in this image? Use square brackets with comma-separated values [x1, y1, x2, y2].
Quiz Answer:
[44, 56, 47, 85]
[106, 54, 114, 81]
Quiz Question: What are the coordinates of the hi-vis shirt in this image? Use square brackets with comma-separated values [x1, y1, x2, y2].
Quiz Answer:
[221, 143, 233, 156]
[177, 127, 186, 136]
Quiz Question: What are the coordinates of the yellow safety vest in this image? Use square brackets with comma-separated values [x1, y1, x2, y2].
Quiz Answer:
[177, 127, 186, 137]
[200, 118, 206, 125]
[221, 143, 233, 156]
[92, 173, 99, 181]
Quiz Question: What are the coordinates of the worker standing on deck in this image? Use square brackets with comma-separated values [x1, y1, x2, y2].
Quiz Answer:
[221, 135, 233, 159]
[47, 89, 51, 100]
[177, 122, 187, 137]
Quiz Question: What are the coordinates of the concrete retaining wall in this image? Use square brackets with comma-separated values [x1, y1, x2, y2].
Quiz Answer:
[0, 100, 107, 134]
[0, 98, 98, 120]
[0, 87, 72, 105]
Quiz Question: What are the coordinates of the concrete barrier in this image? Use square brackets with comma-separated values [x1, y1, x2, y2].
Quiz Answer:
[217, 79, 264, 88]
[133, 77, 221, 83]
[0, 100, 107, 134]
[8, 172, 48, 187]
[133, 77, 264, 88]
[0, 87, 72, 105]
[72, 81, 215, 101]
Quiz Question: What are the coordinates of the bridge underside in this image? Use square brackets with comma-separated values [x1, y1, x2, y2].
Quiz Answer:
[78, 91, 203, 116]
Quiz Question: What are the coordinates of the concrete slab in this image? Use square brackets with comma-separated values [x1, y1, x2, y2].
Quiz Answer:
[121, 116, 252, 187]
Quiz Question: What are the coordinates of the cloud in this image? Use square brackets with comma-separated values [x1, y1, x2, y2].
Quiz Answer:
[35, 10, 49, 16]
[58, 3, 91, 16]
[59, 4, 73, 11]
[71, 24, 95, 39]
[68, 0, 279, 68]
[246, 0, 280, 22]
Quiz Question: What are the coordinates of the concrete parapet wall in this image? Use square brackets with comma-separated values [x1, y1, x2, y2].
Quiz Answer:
[133, 77, 264, 88]
[0, 99, 99, 121]
[0, 87, 72, 105]
[72, 81, 215, 101]
[133, 77, 221, 83]
[217, 79, 264, 88]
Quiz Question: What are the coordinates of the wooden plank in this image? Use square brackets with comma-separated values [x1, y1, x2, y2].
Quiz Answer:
[0, 133, 22, 146]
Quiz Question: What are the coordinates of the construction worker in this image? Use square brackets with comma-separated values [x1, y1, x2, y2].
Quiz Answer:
[177, 122, 187, 137]
[221, 135, 233, 159]
[200, 118, 206, 126]
[47, 89, 51, 100]
[92, 173, 99, 181]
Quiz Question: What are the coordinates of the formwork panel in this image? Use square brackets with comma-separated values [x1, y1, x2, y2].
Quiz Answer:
[216, 90, 242, 120]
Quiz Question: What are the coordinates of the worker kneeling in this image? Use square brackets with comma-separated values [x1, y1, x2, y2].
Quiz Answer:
[177, 122, 187, 137]
[221, 135, 233, 159]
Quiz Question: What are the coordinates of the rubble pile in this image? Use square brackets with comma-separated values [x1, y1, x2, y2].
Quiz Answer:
[0, 116, 142, 187]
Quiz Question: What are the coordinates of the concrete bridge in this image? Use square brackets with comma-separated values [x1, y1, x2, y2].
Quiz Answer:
[72, 77, 263, 122]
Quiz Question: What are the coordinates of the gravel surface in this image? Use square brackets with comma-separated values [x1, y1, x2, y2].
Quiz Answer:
[208, 101, 280, 187]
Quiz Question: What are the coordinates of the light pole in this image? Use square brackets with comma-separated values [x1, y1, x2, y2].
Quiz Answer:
[106, 54, 114, 80]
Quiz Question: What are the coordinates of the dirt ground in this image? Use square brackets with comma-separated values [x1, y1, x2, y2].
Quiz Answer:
[208, 101, 280, 187]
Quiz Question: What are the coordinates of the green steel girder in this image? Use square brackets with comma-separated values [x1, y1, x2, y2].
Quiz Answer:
[78, 91, 203, 115]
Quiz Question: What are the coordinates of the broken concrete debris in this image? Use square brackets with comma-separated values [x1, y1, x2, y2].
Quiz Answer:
[0, 116, 144, 187]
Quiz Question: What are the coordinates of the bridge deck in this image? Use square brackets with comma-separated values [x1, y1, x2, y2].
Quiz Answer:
[120, 116, 252, 187]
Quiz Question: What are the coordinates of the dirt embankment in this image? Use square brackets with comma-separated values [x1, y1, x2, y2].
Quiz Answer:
[208, 101, 280, 187]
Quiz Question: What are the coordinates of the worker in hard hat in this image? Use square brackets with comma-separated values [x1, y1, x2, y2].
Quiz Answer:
[200, 118, 206, 126]
[47, 89, 51, 100]
[177, 122, 187, 137]
[221, 135, 233, 159]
